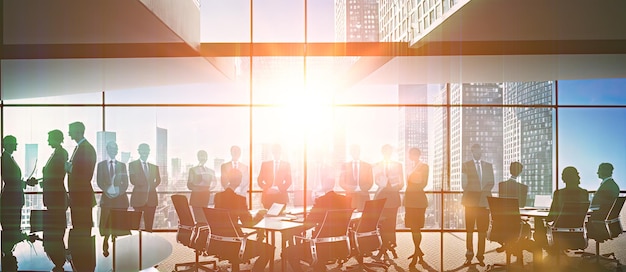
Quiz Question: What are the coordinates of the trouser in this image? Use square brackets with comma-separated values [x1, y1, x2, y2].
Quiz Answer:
[464, 206, 489, 260]
[133, 205, 156, 231]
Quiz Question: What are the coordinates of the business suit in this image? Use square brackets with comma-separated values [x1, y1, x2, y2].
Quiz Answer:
[96, 160, 129, 236]
[373, 160, 404, 252]
[590, 178, 620, 220]
[212, 188, 274, 272]
[404, 162, 429, 228]
[1, 153, 25, 231]
[498, 178, 529, 208]
[461, 159, 494, 262]
[547, 186, 589, 222]
[129, 159, 161, 231]
[67, 139, 97, 228]
[42, 147, 69, 229]
[285, 191, 352, 272]
[187, 165, 216, 223]
[221, 161, 249, 196]
[257, 160, 292, 209]
[339, 160, 373, 211]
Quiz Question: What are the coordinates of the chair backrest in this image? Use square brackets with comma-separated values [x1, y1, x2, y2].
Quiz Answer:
[487, 197, 522, 244]
[498, 181, 529, 207]
[310, 209, 354, 265]
[314, 209, 355, 240]
[171, 194, 195, 227]
[354, 198, 386, 233]
[203, 207, 243, 239]
[607, 196, 625, 237]
[549, 201, 589, 250]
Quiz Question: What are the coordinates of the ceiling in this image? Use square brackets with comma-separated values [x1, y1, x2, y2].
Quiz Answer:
[2, 0, 626, 100]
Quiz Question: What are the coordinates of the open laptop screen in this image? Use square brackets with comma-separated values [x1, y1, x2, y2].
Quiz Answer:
[266, 203, 286, 217]
[534, 195, 552, 210]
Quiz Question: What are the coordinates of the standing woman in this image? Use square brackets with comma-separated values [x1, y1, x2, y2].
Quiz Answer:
[42, 130, 69, 229]
[404, 147, 429, 266]
[1, 135, 37, 231]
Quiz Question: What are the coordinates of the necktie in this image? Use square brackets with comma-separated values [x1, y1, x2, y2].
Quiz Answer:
[353, 162, 359, 182]
[233, 161, 238, 169]
[273, 161, 279, 184]
[476, 161, 482, 186]
[143, 162, 149, 179]
[110, 161, 115, 182]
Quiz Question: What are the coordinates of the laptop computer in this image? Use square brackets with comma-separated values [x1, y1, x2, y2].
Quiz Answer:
[265, 203, 286, 217]
[533, 195, 552, 211]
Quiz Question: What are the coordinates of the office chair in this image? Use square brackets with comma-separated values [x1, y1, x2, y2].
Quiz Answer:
[546, 201, 589, 265]
[203, 207, 261, 272]
[171, 195, 217, 272]
[498, 180, 528, 208]
[294, 209, 355, 271]
[486, 197, 530, 271]
[582, 196, 625, 267]
[346, 198, 387, 271]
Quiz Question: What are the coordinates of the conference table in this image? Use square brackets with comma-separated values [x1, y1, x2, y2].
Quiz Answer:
[251, 211, 362, 271]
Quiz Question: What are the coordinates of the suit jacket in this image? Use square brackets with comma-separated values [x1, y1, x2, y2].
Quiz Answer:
[220, 161, 249, 195]
[214, 188, 259, 231]
[42, 147, 69, 209]
[129, 160, 161, 207]
[373, 160, 404, 208]
[67, 139, 97, 208]
[96, 160, 129, 208]
[1, 152, 25, 207]
[461, 160, 494, 208]
[404, 162, 429, 209]
[339, 161, 373, 194]
[257, 160, 292, 205]
[590, 178, 620, 220]
[305, 191, 352, 231]
[498, 179, 529, 208]
[547, 186, 589, 222]
[187, 165, 216, 207]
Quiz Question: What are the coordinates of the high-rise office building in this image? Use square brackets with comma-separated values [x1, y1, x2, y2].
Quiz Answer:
[156, 127, 168, 185]
[335, 0, 380, 42]
[96, 131, 117, 162]
[398, 84, 429, 169]
[503, 81, 555, 203]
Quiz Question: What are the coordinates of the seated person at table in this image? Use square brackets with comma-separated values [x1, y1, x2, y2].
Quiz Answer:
[534, 166, 588, 250]
[498, 162, 528, 207]
[212, 171, 274, 272]
[589, 163, 620, 221]
[284, 179, 352, 272]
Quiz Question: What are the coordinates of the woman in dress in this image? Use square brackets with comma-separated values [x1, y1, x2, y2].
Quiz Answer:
[403, 147, 429, 266]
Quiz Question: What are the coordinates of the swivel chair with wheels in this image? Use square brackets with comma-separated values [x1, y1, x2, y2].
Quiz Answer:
[486, 197, 530, 271]
[171, 194, 217, 272]
[346, 198, 387, 271]
[582, 196, 625, 267]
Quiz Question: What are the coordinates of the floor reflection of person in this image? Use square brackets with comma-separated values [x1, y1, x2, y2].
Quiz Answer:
[257, 144, 292, 209]
[339, 144, 373, 211]
[373, 144, 404, 258]
[129, 143, 161, 231]
[1, 135, 38, 231]
[1, 230, 27, 271]
[461, 144, 494, 266]
[66, 122, 97, 229]
[221, 145, 249, 196]
[42, 130, 69, 230]
[188, 150, 216, 223]
[97, 141, 129, 257]
[404, 147, 429, 266]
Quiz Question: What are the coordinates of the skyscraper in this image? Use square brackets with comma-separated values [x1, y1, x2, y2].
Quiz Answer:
[335, 0, 380, 42]
[156, 127, 168, 185]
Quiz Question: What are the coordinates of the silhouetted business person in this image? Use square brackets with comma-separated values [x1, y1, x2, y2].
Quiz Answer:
[187, 150, 216, 223]
[42, 130, 69, 229]
[590, 162, 620, 221]
[339, 144, 373, 211]
[404, 147, 429, 266]
[129, 143, 161, 231]
[220, 145, 249, 196]
[66, 122, 97, 229]
[373, 144, 404, 258]
[257, 144, 292, 209]
[1, 135, 38, 231]
[461, 144, 494, 266]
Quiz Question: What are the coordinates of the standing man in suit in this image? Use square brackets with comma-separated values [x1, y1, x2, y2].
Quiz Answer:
[187, 150, 216, 223]
[339, 144, 373, 211]
[66, 121, 97, 229]
[42, 130, 69, 229]
[498, 162, 528, 207]
[461, 143, 494, 266]
[220, 145, 249, 196]
[129, 143, 161, 231]
[257, 144, 292, 209]
[373, 144, 404, 258]
[590, 162, 620, 221]
[96, 141, 129, 256]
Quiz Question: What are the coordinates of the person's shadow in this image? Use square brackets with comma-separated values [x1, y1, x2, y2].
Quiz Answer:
[410, 260, 439, 272]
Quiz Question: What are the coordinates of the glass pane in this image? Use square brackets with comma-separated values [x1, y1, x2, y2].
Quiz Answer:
[201, 0, 251, 42]
[2, 92, 102, 105]
[251, 57, 305, 104]
[558, 108, 626, 191]
[104, 107, 250, 229]
[252, 0, 305, 42]
[558, 78, 626, 105]
[306, 0, 337, 42]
